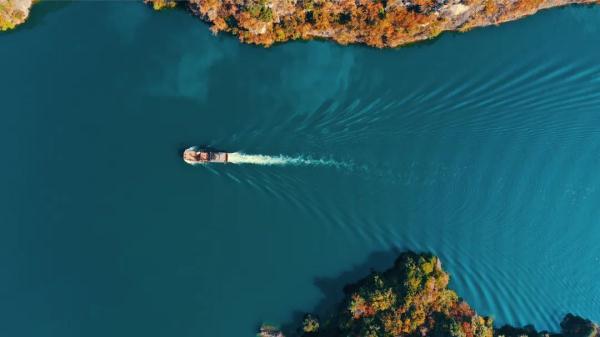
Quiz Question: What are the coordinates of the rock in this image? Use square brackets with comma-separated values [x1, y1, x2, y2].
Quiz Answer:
[0, 0, 33, 31]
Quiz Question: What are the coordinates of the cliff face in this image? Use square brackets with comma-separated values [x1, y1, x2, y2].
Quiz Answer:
[148, 0, 598, 47]
[0, 0, 32, 31]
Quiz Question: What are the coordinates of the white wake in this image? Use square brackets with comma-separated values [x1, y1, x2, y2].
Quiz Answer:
[227, 152, 350, 168]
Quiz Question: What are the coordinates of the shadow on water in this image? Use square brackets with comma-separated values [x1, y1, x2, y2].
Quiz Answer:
[276, 248, 408, 336]
[15, 0, 73, 32]
[267, 248, 580, 337]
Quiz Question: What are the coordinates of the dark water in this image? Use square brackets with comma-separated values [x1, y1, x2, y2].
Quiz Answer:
[1, 2, 600, 336]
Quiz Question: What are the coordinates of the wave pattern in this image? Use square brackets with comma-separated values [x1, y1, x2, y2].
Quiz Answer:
[6, 4, 600, 337]
[189, 38, 600, 331]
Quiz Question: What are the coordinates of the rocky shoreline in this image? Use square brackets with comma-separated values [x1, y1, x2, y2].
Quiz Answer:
[2, 0, 598, 48]
[147, 0, 599, 47]
[259, 252, 599, 337]
[0, 0, 32, 31]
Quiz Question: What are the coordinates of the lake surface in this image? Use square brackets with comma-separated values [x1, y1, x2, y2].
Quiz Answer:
[1, 3, 599, 336]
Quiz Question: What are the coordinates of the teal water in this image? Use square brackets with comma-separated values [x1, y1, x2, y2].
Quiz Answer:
[1, 3, 600, 336]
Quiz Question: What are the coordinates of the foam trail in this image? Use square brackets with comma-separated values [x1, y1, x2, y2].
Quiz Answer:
[227, 152, 350, 168]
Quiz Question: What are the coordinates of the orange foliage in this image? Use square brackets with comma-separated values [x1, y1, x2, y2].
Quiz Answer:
[165, 0, 594, 47]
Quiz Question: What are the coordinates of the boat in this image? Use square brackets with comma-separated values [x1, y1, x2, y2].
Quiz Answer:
[183, 147, 229, 164]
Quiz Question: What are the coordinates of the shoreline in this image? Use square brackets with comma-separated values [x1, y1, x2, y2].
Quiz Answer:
[260, 252, 600, 337]
[0, 0, 33, 31]
[146, 0, 599, 48]
[3, 0, 599, 49]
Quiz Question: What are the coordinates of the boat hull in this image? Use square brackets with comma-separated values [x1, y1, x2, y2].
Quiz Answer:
[183, 147, 229, 164]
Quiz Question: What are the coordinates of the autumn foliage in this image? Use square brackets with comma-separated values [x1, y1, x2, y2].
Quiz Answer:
[147, 0, 599, 47]
[287, 252, 599, 337]
[330, 252, 494, 337]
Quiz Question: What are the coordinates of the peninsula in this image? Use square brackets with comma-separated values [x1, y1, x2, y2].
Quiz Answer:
[147, 0, 599, 47]
[259, 252, 600, 337]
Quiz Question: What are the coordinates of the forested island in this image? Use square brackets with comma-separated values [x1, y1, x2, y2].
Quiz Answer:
[259, 252, 600, 337]
[2, 0, 599, 47]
